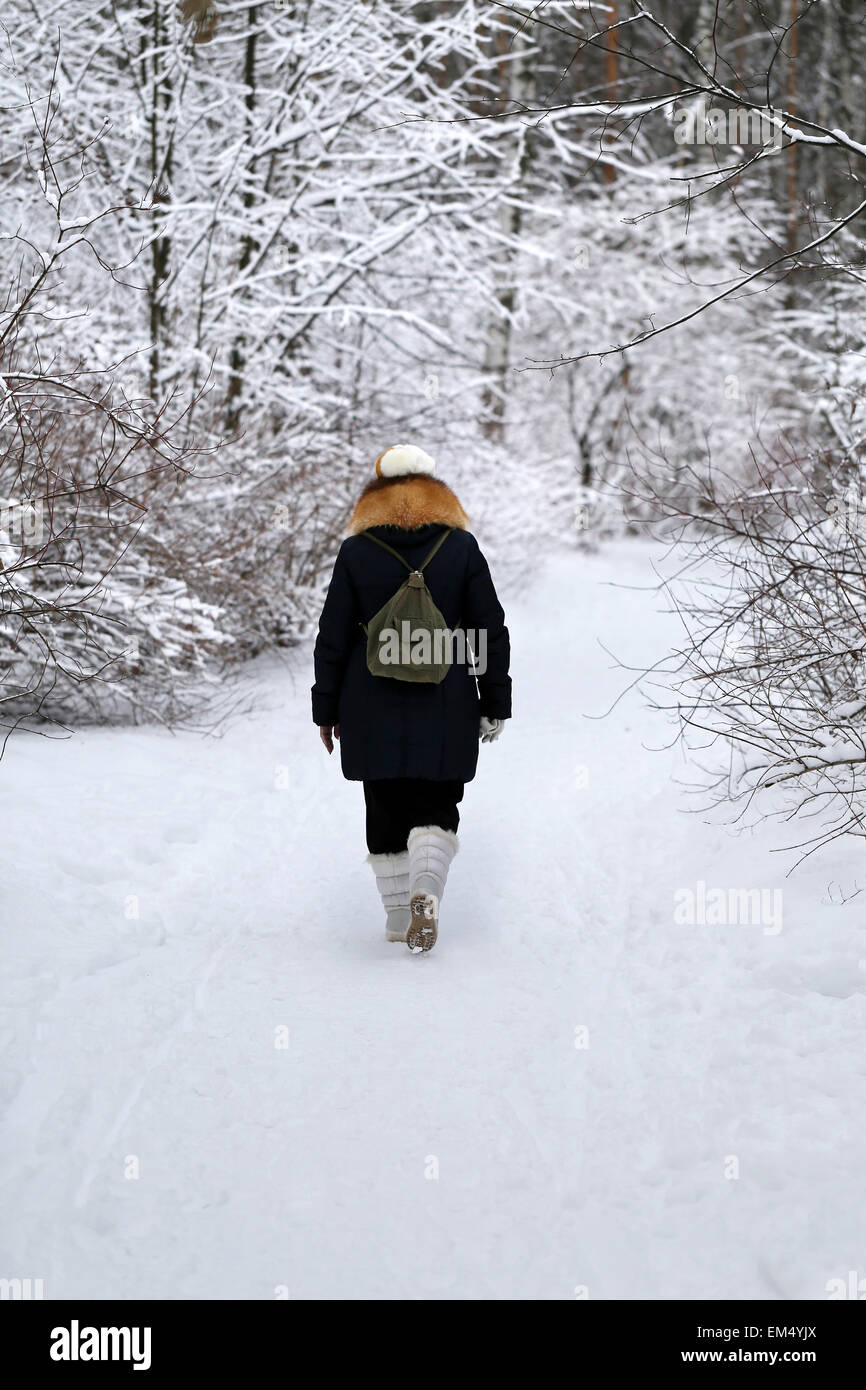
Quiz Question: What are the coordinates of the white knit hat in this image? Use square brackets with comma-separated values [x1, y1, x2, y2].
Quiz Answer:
[375, 443, 436, 479]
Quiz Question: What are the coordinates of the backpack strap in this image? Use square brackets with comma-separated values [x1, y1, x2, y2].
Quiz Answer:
[418, 526, 454, 570]
[362, 526, 453, 572]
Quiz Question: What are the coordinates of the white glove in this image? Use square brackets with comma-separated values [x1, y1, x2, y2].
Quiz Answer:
[480, 717, 505, 743]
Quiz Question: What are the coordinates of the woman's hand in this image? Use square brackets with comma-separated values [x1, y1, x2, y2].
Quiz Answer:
[319, 725, 340, 754]
[479, 717, 505, 743]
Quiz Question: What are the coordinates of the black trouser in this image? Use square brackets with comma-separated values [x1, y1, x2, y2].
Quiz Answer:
[364, 778, 464, 855]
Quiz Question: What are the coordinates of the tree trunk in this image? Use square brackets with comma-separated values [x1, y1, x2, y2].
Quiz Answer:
[786, 0, 799, 255]
[480, 17, 534, 442]
[603, 0, 618, 184]
[147, 3, 173, 401]
[225, 10, 260, 434]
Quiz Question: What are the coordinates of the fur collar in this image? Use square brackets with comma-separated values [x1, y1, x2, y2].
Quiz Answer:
[347, 475, 469, 535]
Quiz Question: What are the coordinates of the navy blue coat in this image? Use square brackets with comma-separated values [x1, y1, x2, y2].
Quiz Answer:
[312, 522, 511, 781]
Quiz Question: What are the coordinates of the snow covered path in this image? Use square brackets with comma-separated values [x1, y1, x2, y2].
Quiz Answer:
[3, 542, 865, 1300]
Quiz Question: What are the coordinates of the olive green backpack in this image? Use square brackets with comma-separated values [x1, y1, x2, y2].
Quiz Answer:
[361, 527, 454, 683]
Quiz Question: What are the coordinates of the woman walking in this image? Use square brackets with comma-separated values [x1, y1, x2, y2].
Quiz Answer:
[312, 444, 511, 952]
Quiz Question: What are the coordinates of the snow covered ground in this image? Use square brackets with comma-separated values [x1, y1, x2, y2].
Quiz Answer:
[2, 540, 865, 1300]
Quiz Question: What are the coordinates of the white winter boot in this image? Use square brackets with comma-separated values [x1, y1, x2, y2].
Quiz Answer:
[367, 851, 411, 942]
[406, 825, 458, 953]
